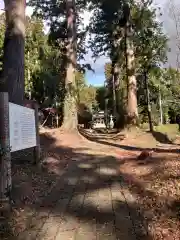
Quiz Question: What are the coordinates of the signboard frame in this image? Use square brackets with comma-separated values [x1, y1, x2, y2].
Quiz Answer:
[0, 93, 40, 206]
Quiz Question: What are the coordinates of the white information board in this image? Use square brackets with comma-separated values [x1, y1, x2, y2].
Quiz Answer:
[9, 103, 37, 152]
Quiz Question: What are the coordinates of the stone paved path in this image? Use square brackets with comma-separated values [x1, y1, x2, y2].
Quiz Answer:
[18, 156, 149, 240]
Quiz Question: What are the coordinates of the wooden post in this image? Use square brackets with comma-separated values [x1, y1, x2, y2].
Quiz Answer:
[0, 92, 11, 209]
[33, 101, 41, 164]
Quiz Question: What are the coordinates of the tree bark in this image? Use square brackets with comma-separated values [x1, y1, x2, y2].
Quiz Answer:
[144, 70, 153, 132]
[112, 73, 117, 118]
[0, 0, 25, 105]
[62, 0, 78, 131]
[125, 23, 138, 125]
[159, 85, 163, 124]
[111, 57, 119, 126]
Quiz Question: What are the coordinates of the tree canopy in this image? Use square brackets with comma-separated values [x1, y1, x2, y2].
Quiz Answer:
[0, 0, 179, 129]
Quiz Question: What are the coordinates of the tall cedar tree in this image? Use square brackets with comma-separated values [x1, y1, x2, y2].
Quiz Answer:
[61, 0, 78, 130]
[0, 0, 25, 105]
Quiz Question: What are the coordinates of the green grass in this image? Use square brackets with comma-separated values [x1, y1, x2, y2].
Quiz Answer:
[154, 124, 179, 142]
[140, 123, 180, 143]
[155, 124, 179, 133]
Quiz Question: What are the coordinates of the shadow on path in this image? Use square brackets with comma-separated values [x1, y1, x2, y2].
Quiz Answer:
[151, 131, 172, 144]
[79, 128, 179, 154]
[1, 131, 179, 239]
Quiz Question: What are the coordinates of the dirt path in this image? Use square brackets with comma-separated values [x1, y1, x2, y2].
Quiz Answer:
[1, 129, 180, 239]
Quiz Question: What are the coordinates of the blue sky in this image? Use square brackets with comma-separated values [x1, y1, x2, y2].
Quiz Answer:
[83, 53, 109, 86]
[86, 71, 105, 86]
[0, 0, 178, 86]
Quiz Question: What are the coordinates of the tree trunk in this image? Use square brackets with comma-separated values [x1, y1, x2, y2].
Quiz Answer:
[27, 51, 32, 100]
[114, 63, 123, 128]
[125, 23, 138, 125]
[144, 70, 153, 132]
[0, 0, 25, 105]
[104, 81, 108, 128]
[111, 59, 119, 126]
[62, 0, 77, 131]
[112, 73, 117, 118]
[159, 85, 163, 124]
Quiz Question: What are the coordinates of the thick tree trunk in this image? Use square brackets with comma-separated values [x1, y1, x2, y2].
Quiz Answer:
[62, 0, 77, 131]
[0, 0, 25, 209]
[112, 62, 121, 128]
[125, 23, 138, 125]
[0, 0, 25, 105]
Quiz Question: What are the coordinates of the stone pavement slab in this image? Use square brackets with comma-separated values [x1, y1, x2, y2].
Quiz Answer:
[17, 156, 148, 240]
